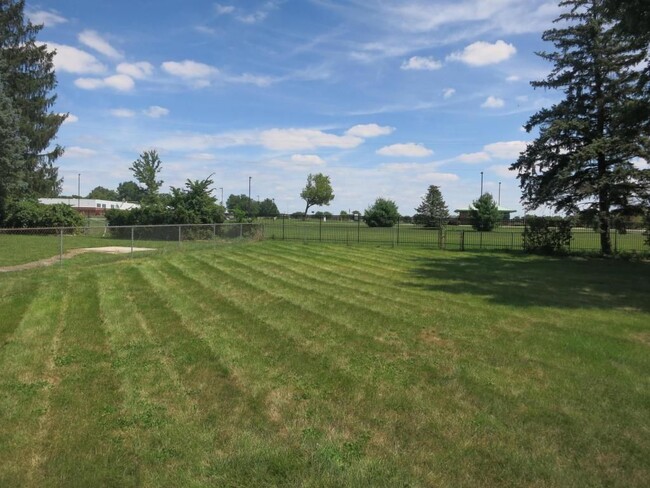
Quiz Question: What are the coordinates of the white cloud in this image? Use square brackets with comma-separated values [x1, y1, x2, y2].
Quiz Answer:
[75, 74, 135, 92]
[484, 141, 529, 159]
[377, 143, 433, 158]
[345, 124, 394, 138]
[187, 153, 218, 161]
[215, 4, 235, 15]
[401, 56, 442, 71]
[481, 96, 505, 109]
[28, 10, 67, 27]
[455, 152, 491, 164]
[143, 106, 170, 118]
[260, 129, 362, 151]
[442, 88, 456, 99]
[110, 108, 136, 118]
[291, 154, 326, 166]
[65, 146, 97, 158]
[489, 165, 514, 178]
[78, 30, 123, 60]
[417, 172, 460, 183]
[225, 73, 274, 87]
[162, 60, 218, 87]
[631, 158, 648, 169]
[40, 42, 106, 74]
[448, 40, 516, 66]
[506, 75, 520, 82]
[61, 114, 78, 124]
[116, 62, 154, 79]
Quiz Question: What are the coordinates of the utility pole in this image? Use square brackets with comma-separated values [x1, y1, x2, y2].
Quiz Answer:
[480, 171, 484, 197]
[219, 187, 223, 206]
[498, 182, 502, 207]
[248, 176, 252, 218]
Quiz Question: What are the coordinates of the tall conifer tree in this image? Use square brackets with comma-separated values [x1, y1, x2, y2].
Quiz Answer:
[0, 0, 66, 199]
[511, 0, 650, 254]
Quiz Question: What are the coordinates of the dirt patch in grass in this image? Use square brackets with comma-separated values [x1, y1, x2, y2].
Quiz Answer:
[0, 247, 155, 273]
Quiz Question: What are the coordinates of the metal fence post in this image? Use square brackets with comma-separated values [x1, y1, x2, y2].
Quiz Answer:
[282, 214, 285, 241]
[614, 228, 618, 253]
[131, 226, 134, 256]
[213, 224, 217, 249]
[357, 216, 360, 243]
[59, 228, 64, 265]
[397, 216, 400, 246]
[319, 218, 322, 242]
[240, 223, 243, 238]
[178, 225, 182, 247]
[460, 230, 465, 251]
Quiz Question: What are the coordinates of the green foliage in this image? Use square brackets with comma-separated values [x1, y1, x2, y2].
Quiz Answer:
[523, 217, 573, 255]
[470, 193, 500, 232]
[300, 173, 334, 217]
[290, 211, 303, 219]
[363, 198, 399, 227]
[130, 150, 163, 204]
[0, 0, 65, 197]
[510, 0, 650, 255]
[258, 198, 279, 217]
[117, 181, 144, 202]
[3, 199, 84, 228]
[0, 73, 26, 223]
[226, 194, 258, 217]
[414, 185, 449, 228]
[106, 175, 224, 228]
[87, 186, 119, 201]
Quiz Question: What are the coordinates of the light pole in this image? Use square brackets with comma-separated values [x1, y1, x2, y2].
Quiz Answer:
[480, 171, 484, 197]
[498, 182, 502, 207]
[219, 187, 223, 206]
[248, 176, 252, 217]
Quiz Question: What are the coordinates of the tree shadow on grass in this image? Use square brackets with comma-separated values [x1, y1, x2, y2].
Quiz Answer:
[404, 252, 650, 312]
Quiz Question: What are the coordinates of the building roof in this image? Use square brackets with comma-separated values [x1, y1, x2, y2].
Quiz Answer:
[38, 198, 140, 210]
[454, 206, 517, 213]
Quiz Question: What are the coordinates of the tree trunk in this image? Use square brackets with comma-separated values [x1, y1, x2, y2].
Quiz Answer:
[303, 202, 310, 220]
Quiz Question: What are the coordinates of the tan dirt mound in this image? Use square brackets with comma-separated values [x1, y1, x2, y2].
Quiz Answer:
[0, 247, 155, 273]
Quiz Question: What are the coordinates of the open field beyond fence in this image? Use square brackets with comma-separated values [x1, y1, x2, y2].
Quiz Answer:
[1, 220, 648, 267]
[1, 242, 649, 487]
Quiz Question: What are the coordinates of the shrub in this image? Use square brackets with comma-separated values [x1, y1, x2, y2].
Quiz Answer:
[3, 199, 84, 229]
[364, 198, 399, 228]
[523, 216, 572, 255]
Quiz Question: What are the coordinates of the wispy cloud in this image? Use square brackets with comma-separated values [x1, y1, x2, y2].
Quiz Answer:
[28, 9, 67, 27]
[78, 30, 123, 60]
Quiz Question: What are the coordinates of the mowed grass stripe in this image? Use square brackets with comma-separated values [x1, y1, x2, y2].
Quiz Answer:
[30, 271, 136, 487]
[97, 265, 226, 486]
[0, 275, 42, 350]
[137, 259, 411, 485]
[0, 274, 66, 487]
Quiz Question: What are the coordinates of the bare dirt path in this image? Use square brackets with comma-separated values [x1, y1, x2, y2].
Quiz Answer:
[0, 247, 155, 273]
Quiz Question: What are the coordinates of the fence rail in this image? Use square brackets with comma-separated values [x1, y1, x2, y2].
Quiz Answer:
[1, 220, 648, 269]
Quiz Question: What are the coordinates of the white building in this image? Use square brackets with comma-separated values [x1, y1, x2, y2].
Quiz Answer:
[39, 198, 140, 216]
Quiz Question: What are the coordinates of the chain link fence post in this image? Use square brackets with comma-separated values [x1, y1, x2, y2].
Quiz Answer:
[178, 225, 182, 247]
[131, 226, 134, 257]
[397, 216, 400, 246]
[282, 214, 285, 241]
[59, 227, 64, 265]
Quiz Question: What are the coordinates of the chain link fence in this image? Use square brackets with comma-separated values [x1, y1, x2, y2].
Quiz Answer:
[1, 218, 648, 269]
[0, 223, 263, 269]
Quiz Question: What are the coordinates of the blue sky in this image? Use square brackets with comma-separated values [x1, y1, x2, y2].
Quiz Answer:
[28, 0, 563, 215]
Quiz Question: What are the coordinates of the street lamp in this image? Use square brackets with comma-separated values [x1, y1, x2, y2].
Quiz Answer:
[498, 182, 502, 207]
[218, 187, 223, 206]
[480, 171, 484, 197]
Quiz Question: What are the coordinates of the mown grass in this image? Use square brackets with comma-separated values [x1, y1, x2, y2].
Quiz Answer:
[1, 241, 649, 487]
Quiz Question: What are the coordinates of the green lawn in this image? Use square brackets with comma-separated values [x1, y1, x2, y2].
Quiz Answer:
[1, 242, 648, 486]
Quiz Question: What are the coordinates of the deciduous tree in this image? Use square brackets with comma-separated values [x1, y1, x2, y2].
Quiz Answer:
[300, 173, 334, 217]
[130, 150, 163, 204]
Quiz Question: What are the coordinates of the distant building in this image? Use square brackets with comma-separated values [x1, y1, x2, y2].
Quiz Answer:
[454, 205, 517, 223]
[38, 198, 140, 216]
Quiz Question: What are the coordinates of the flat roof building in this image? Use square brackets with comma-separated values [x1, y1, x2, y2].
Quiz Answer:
[39, 198, 140, 216]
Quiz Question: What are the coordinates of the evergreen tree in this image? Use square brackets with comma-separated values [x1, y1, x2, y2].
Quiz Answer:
[364, 198, 399, 228]
[414, 185, 449, 227]
[470, 193, 500, 232]
[511, 0, 650, 255]
[0, 72, 26, 223]
[0, 0, 66, 197]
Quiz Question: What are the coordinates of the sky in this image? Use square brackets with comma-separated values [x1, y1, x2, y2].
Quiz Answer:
[27, 0, 565, 215]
